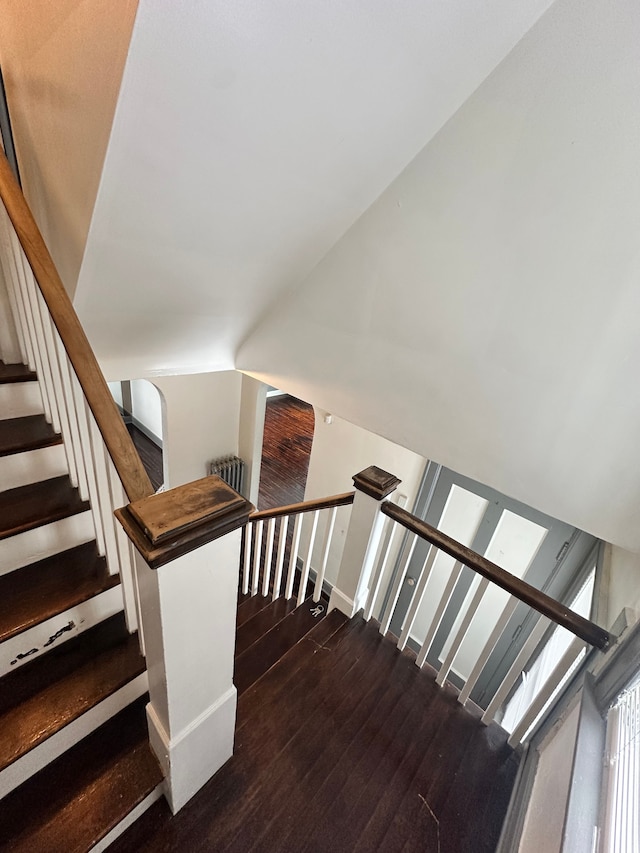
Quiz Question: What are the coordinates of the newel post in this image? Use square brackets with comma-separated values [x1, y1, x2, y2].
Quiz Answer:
[329, 466, 400, 618]
[115, 476, 252, 813]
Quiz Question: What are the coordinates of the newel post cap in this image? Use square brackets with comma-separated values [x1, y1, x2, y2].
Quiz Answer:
[115, 475, 253, 569]
[352, 466, 401, 501]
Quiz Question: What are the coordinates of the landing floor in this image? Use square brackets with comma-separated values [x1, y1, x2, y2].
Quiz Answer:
[111, 613, 518, 852]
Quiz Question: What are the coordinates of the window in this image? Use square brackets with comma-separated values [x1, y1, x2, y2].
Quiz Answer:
[601, 673, 640, 851]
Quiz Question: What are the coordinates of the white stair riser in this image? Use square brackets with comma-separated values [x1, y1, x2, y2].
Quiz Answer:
[0, 510, 95, 576]
[0, 671, 148, 799]
[0, 444, 68, 492]
[0, 585, 124, 677]
[0, 382, 43, 420]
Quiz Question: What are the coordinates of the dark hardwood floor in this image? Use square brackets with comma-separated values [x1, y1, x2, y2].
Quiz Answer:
[126, 424, 163, 491]
[110, 615, 519, 853]
[258, 395, 314, 510]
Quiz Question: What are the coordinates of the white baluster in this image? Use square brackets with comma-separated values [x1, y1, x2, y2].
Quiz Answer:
[69, 373, 105, 555]
[19, 252, 60, 431]
[314, 505, 337, 603]
[0, 207, 27, 361]
[379, 533, 418, 636]
[106, 458, 141, 636]
[397, 544, 438, 652]
[87, 410, 121, 575]
[262, 517, 276, 596]
[435, 577, 490, 684]
[458, 595, 520, 706]
[241, 525, 251, 595]
[415, 560, 465, 668]
[9, 233, 48, 412]
[508, 636, 586, 747]
[272, 515, 289, 601]
[298, 509, 319, 606]
[251, 519, 264, 595]
[54, 340, 89, 500]
[482, 615, 550, 725]
[285, 513, 303, 600]
[37, 295, 79, 487]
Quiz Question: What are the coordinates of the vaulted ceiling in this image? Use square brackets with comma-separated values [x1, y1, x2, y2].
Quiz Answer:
[72, 0, 555, 378]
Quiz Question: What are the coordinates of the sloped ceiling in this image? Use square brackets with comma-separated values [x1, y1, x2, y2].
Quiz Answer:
[74, 0, 554, 379]
[238, 0, 640, 551]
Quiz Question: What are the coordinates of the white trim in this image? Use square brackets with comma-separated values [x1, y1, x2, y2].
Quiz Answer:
[328, 587, 357, 618]
[146, 685, 237, 813]
[0, 671, 148, 798]
[130, 415, 163, 449]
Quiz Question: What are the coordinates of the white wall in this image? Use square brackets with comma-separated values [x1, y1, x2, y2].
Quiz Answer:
[518, 701, 580, 853]
[238, 375, 267, 505]
[0, 0, 138, 296]
[604, 545, 640, 631]
[74, 0, 553, 377]
[108, 381, 123, 410]
[239, 0, 640, 552]
[153, 372, 242, 489]
[302, 410, 426, 591]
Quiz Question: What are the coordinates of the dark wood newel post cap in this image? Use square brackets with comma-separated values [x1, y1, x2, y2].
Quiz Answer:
[114, 475, 253, 569]
[352, 466, 401, 501]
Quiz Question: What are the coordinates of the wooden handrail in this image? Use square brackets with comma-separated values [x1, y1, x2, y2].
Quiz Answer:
[381, 501, 613, 651]
[249, 491, 355, 522]
[0, 151, 153, 503]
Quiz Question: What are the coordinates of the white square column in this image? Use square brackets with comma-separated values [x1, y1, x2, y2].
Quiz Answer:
[329, 466, 400, 618]
[116, 475, 252, 813]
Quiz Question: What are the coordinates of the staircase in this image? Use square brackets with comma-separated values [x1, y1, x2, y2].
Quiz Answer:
[0, 361, 163, 852]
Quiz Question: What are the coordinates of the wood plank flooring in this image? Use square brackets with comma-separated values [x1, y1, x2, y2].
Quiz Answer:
[126, 424, 163, 491]
[110, 615, 519, 853]
[258, 395, 314, 510]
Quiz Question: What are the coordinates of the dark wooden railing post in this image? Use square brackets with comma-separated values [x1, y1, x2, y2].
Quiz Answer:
[115, 476, 253, 813]
[328, 466, 400, 618]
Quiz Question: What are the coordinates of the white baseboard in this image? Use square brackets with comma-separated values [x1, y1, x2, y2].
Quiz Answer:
[147, 685, 237, 814]
[328, 587, 357, 618]
[0, 671, 148, 799]
[130, 416, 162, 449]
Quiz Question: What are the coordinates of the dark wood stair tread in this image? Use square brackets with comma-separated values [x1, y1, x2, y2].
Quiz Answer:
[0, 542, 117, 644]
[0, 475, 90, 541]
[0, 362, 37, 384]
[0, 414, 61, 457]
[0, 614, 144, 772]
[0, 697, 162, 853]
